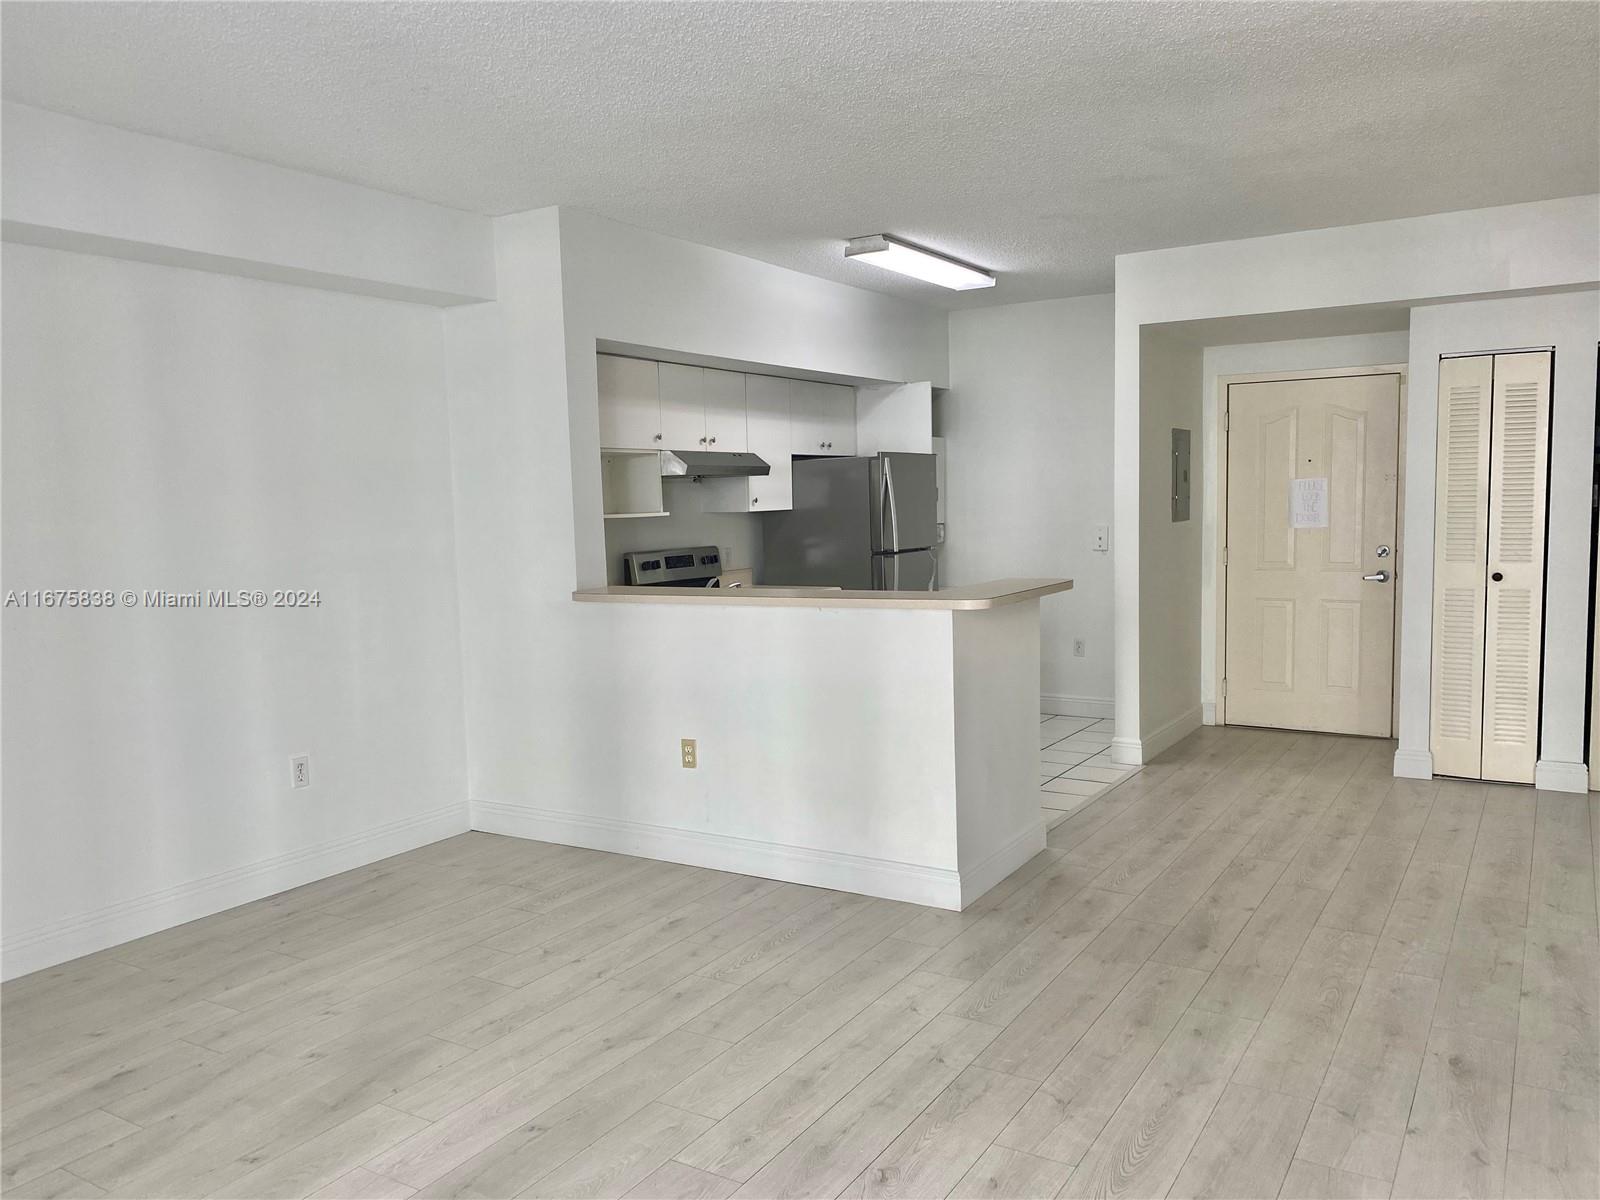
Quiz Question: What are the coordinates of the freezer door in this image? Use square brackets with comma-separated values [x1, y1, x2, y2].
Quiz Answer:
[869, 453, 939, 553]
[872, 548, 939, 591]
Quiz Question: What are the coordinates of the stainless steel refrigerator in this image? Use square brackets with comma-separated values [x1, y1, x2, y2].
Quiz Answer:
[762, 453, 939, 590]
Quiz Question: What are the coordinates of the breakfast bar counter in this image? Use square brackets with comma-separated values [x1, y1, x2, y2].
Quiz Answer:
[572, 577, 1071, 610]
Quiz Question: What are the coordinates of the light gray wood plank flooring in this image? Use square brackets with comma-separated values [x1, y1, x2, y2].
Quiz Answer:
[4, 726, 1596, 1199]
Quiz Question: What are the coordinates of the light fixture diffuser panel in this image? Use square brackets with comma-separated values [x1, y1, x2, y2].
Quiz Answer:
[844, 234, 995, 290]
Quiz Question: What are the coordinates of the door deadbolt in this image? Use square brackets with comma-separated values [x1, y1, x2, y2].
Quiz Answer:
[1375, 545, 1391, 558]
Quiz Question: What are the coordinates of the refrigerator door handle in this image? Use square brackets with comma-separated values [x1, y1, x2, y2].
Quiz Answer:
[882, 457, 900, 552]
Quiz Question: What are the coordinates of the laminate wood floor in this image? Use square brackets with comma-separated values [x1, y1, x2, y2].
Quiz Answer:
[3, 726, 1596, 1199]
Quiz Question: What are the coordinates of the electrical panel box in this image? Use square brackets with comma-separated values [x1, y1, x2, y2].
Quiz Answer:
[1171, 428, 1192, 522]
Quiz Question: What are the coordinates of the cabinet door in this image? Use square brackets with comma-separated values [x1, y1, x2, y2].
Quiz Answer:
[790, 381, 856, 455]
[596, 355, 660, 449]
[1430, 355, 1492, 779]
[820, 383, 857, 455]
[657, 363, 708, 451]
[702, 369, 747, 452]
[1480, 351, 1550, 784]
[789, 381, 832, 454]
[746, 375, 792, 511]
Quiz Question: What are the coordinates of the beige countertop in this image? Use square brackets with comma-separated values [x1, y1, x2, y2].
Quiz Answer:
[572, 578, 1072, 611]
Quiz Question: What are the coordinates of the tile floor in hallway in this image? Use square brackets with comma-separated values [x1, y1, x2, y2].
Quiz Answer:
[2, 724, 1596, 1199]
[1039, 715, 1137, 826]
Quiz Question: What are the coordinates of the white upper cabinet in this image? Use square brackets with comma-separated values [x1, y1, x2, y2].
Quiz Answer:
[658, 363, 708, 450]
[745, 375, 792, 510]
[596, 355, 660, 449]
[595, 354, 867, 514]
[790, 381, 856, 455]
[651, 364, 749, 453]
[702, 369, 748, 452]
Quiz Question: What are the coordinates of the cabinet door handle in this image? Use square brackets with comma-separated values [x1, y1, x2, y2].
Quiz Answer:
[709, 437, 717, 444]
[653, 433, 662, 441]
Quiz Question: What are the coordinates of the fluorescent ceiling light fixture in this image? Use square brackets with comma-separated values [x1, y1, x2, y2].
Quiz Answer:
[844, 234, 995, 291]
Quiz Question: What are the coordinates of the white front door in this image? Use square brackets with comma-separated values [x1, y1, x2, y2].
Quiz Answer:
[1225, 373, 1401, 736]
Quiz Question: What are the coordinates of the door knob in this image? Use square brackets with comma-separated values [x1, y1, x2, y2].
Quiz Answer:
[1491, 571, 1504, 582]
[1363, 570, 1390, 583]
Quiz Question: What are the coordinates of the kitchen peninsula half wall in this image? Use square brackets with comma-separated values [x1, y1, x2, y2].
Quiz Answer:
[474, 579, 1072, 910]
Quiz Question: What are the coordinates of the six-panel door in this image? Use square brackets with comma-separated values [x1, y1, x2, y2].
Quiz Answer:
[1224, 373, 1401, 736]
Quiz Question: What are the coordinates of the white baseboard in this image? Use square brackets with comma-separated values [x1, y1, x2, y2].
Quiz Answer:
[1, 802, 468, 982]
[472, 799, 967, 910]
[1393, 747, 1434, 780]
[1040, 693, 1115, 719]
[1202, 701, 1217, 726]
[958, 824, 1047, 908]
[1109, 736, 1143, 766]
[1111, 706, 1203, 766]
[1535, 758, 1590, 794]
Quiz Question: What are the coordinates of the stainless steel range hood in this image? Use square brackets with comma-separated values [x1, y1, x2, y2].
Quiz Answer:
[661, 451, 771, 479]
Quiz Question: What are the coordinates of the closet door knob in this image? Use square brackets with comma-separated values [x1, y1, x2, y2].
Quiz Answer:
[1491, 571, 1504, 582]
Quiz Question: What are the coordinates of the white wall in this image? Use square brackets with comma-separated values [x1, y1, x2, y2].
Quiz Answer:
[1198, 331, 1413, 717]
[1136, 329, 1204, 750]
[1398, 291, 1599, 789]
[2, 103, 495, 305]
[2, 244, 469, 977]
[1114, 196, 1600, 765]
[944, 296, 1115, 714]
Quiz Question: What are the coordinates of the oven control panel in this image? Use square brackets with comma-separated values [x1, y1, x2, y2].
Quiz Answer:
[623, 545, 722, 586]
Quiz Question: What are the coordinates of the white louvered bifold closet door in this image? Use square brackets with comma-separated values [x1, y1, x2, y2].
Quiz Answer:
[1480, 352, 1551, 783]
[1429, 351, 1551, 783]
[1430, 355, 1493, 778]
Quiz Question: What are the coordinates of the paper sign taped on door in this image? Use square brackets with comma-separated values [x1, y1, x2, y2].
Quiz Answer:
[1290, 477, 1329, 529]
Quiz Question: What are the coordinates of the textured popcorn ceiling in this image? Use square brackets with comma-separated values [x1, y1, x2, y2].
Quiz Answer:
[3, 1, 1595, 307]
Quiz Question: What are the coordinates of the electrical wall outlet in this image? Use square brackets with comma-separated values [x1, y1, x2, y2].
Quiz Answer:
[290, 754, 311, 789]
[680, 738, 697, 769]
[1073, 638, 1086, 658]
[1093, 524, 1110, 552]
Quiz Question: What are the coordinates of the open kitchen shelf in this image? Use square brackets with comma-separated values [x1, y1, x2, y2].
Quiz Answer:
[601, 450, 666, 520]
